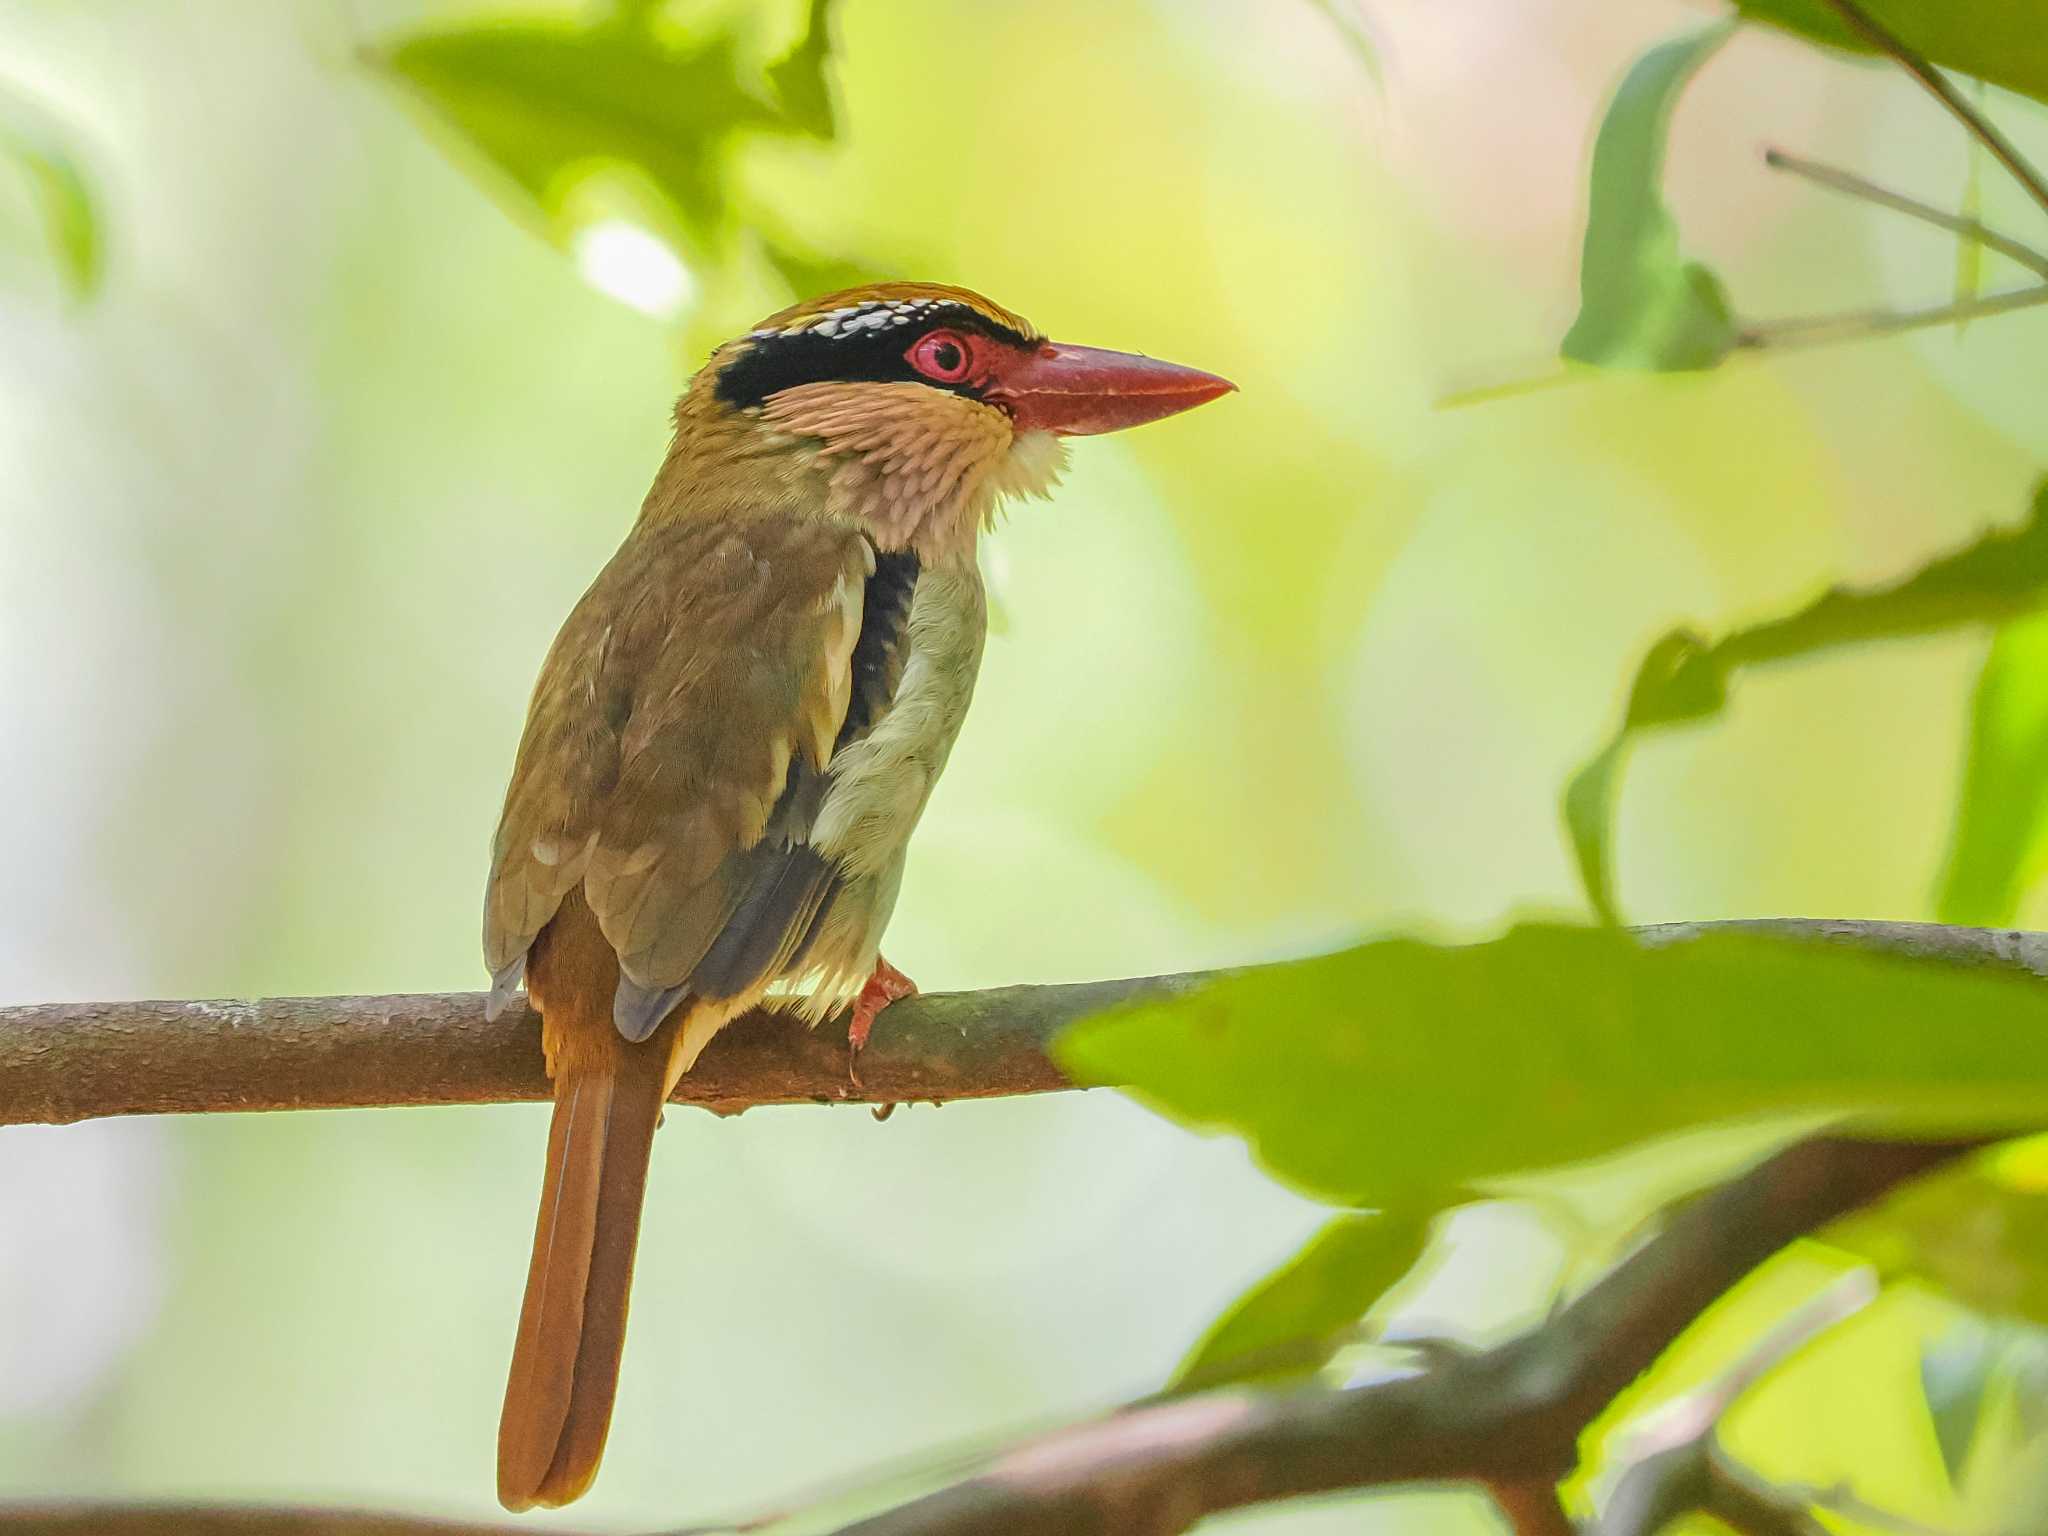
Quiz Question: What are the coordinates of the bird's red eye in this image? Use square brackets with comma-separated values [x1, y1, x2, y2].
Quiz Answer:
[908, 329, 974, 383]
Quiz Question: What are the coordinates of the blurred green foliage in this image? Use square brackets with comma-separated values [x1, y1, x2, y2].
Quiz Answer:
[6, 0, 2048, 1530]
[373, 21, 780, 239]
[1940, 613, 2048, 924]
[0, 82, 100, 300]
[1571, 480, 2048, 923]
[370, 0, 846, 291]
[1168, 1209, 1431, 1395]
[1835, 1149, 2048, 1329]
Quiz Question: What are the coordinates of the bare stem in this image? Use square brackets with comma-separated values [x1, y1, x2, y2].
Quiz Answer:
[1817, 0, 2048, 225]
[1737, 283, 2048, 352]
[1764, 147, 2048, 280]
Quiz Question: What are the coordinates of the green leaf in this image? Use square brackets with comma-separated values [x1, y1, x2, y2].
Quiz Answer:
[1561, 25, 1740, 371]
[1569, 478, 2048, 925]
[367, 20, 786, 242]
[767, 0, 839, 138]
[1058, 922, 2048, 1210]
[1936, 614, 2048, 926]
[0, 85, 103, 300]
[1733, 0, 2048, 111]
[1835, 1155, 2048, 1329]
[1169, 1211, 1430, 1394]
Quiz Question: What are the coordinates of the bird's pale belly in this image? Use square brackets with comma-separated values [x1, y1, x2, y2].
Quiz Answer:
[778, 560, 988, 1020]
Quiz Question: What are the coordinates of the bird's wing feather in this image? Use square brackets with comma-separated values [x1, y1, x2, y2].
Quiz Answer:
[483, 517, 880, 1037]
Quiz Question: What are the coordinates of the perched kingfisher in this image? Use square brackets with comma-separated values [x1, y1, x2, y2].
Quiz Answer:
[482, 282, 1233, 1509]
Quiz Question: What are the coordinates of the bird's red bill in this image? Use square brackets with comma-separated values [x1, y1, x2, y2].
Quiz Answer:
[989, 342, 1235, 436]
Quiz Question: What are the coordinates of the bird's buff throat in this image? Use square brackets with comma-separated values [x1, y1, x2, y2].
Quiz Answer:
[762, 381, 1068, 562]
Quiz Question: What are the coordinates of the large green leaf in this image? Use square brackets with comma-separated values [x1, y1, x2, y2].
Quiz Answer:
[1169, 1210, 1430, 1394]
[1937, 614, 2048, 926]
[1058, 923, 2048, 1210]
[1561, 25, 1739, 371]
[367, 19, 787, 241]
[1734, 0, 2048, 111]
[0, 85, 102, 300]
[1569, 479, 2048, 925]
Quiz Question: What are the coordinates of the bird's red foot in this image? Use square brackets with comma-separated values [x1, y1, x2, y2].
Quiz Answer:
[848, 955, 917, 1084]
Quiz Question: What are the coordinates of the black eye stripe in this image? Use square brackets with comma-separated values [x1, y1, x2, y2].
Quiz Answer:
[714, 302, 1035, 410]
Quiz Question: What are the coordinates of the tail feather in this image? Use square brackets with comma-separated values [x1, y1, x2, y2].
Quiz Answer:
[498, 1013, 678, 1511]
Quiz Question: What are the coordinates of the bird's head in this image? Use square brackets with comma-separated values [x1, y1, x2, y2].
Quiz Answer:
[656, 282, 1234, 561]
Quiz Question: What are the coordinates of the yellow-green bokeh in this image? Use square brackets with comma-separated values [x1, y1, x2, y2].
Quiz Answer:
[1, 0, 2045, 1530]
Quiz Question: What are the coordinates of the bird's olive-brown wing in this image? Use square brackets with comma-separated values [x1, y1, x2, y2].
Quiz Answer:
[482, 517, 875, 1038]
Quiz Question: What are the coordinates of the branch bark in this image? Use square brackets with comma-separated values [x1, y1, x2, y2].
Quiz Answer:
[4, 920, 2044, 1126]
[1815, 0, 2048, 224]
[815, 1133, 1991, 1536]
[0, 972, 1207, 1126]
[0, 1125, 1980, 1536]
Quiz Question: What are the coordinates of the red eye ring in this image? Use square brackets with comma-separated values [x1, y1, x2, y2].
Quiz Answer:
[908, 329, 975, 384]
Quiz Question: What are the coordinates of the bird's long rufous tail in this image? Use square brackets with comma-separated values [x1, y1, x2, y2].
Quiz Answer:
[498, 898, 682, 1511]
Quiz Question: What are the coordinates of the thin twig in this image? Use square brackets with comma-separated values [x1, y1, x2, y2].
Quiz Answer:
[1816, 0, 2048, 225]
[1736, 283, 2048, 351]
[1764, 147, 2048, 280]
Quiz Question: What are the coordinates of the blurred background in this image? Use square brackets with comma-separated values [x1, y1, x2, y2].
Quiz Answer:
[0, 0, 2044, 1530]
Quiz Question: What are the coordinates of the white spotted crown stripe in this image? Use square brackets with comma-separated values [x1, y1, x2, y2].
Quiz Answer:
[751, 299, 953, 341]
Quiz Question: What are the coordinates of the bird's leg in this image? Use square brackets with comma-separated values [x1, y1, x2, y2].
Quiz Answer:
[847, 954, 917, 1084]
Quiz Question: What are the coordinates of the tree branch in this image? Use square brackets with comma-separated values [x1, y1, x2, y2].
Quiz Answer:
[0, 973, 1207, 1126]
[0, 1127, 1977, 1536]
[2, 920, 2043, 1127]
[1588, 1269, 1876, 1536]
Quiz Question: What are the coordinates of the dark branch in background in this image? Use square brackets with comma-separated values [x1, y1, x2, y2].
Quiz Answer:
[1589, 1271, 1875, 1536]
[816, 1134, 1991, 1536]
[0, 921, 2041, 1127]
[0, 1137, 1989, 1536]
